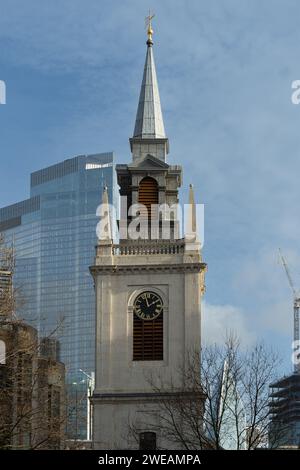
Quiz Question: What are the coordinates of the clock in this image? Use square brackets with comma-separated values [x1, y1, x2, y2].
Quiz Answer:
[134, 291, 163, 321]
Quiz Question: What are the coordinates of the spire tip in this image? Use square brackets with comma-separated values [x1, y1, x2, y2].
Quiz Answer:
[145, 11, 155, 46]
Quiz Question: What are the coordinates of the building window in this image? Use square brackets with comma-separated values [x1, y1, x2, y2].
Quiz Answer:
[85, 162, 113, 170]
[0, 340, 6, 364]
[133, 292, 163, 361]
[138, 177, 158, 220]
[139, 432, 157, 450]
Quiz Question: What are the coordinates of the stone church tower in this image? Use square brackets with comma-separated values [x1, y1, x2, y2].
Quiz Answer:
[91, 22, 206, 450]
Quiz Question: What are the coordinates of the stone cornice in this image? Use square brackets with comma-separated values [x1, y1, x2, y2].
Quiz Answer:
[90, 262, 206, 276]
[129, 137, 169, 153]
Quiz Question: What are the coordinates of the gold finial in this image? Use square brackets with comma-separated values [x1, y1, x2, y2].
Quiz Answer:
[145, 10, 155, 46]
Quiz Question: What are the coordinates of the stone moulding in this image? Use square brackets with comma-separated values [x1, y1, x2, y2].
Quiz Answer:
[91, 390, 206, 404]
[90, 262, 206, 276]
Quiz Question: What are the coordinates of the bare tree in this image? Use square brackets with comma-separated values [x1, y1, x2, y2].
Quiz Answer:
[0, 316, 68, 449]
[129, 334, 282, 450]
[0, 233, 68, 450]
[0, 234, 27, 317]
[0, 234, 15, 316]
[201, 336, 283, 449]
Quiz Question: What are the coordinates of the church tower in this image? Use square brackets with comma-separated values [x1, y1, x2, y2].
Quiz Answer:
[91, 20, 206, 450]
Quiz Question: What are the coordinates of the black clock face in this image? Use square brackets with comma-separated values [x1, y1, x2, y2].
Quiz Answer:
[134, 292, 163, 321]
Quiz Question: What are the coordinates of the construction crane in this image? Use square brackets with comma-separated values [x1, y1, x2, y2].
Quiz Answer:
[279, 249, 300, 373]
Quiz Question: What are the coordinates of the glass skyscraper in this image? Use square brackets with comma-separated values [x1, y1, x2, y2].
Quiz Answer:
[0, 152, 116, 439]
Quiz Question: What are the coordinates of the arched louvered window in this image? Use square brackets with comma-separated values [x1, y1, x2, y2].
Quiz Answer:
[133, 291, 163, 361]
[138, 177, 158, 220]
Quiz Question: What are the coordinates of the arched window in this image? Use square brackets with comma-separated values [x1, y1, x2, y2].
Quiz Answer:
[138, 177, 158, 220]
[139, 432, 157, 450]
[0, 340, 6, 365]
[133, 291, 163, 361]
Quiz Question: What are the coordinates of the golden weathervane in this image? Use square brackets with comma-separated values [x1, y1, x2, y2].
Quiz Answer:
[145, 10, 155, 44]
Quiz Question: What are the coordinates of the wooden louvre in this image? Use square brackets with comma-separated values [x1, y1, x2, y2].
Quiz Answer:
[138, 177, 158, 219]
[133, 312, 163, 361]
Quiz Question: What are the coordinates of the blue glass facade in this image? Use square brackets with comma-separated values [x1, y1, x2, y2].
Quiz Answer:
[0, 152, 116, 438]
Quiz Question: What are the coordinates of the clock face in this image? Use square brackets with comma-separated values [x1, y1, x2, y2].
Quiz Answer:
[134, 291, 163, 321]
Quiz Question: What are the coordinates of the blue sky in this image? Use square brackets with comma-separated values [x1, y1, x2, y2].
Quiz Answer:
[1, 0, 300, 373]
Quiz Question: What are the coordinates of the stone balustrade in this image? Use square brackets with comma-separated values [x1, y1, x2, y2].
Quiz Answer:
[112, 241, 185, 255]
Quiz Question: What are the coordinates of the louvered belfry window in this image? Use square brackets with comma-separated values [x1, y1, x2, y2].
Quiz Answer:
[133, 313, 163, 361]
[138, 177, 158, 220]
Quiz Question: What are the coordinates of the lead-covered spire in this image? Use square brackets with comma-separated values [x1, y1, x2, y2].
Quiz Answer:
[133, 18, 166, 140]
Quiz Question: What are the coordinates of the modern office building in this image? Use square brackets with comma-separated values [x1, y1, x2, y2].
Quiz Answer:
[269, 373, 300, 448]
[0, 152, 116, 438]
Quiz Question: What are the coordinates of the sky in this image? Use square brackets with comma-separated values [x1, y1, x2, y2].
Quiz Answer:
[1, 0, 300, 374]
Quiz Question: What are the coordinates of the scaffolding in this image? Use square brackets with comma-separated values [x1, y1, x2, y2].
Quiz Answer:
[268, 251, 300, 447]
[269, 374, 300, 447]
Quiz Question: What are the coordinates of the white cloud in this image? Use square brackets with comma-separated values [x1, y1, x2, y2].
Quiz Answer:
[202, 301, 255, 347]
[261, 299, 293, 336]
